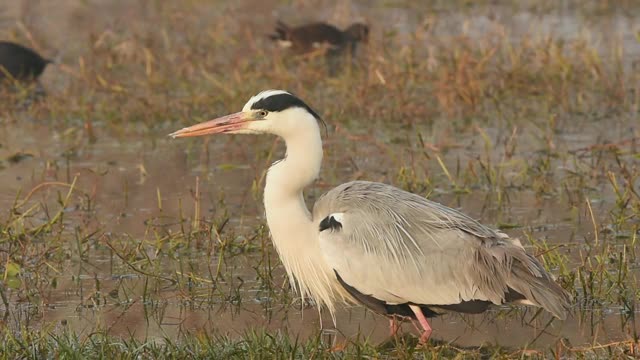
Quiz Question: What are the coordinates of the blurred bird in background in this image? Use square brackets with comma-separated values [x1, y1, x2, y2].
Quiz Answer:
[269, 21, 369, 74]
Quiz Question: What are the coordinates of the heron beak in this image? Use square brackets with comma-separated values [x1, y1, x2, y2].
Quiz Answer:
[169, 112, 249, 138]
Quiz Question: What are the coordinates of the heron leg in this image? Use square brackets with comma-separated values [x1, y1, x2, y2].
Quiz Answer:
[409, 304, 432, 344]
[389, 316, 401, 337]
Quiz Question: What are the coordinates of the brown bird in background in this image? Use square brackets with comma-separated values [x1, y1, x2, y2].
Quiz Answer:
[0, 41, 52, 83]
[270, 21, 369, 57]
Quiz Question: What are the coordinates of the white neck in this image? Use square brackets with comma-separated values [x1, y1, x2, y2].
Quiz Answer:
[264, 129, 322, 207]
[263, 119, 341, 315]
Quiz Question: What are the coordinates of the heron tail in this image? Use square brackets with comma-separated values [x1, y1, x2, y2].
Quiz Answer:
[507, 254, 572, 320]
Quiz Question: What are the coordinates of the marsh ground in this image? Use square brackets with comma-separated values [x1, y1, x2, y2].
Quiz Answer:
[0, 0, 639, 358]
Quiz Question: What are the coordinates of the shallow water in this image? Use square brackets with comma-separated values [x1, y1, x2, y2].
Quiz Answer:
[1, 0, 639, 350]
[1, 116, 637, 348]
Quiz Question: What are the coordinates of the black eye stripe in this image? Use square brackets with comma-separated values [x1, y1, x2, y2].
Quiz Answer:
[251, 93, 321, 121]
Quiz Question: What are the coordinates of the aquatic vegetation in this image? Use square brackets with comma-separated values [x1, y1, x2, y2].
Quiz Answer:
[0, 0, 638, 357]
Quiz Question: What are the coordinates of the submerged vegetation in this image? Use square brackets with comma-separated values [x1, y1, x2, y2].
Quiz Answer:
[0, 0, 639, 358]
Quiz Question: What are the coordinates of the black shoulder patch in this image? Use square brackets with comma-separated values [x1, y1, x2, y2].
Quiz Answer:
[251, 93, 322, 121]
[319, 215, 342, 232]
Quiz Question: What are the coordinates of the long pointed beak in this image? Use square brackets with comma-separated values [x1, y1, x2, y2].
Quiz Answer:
[169, 112, 248, 138]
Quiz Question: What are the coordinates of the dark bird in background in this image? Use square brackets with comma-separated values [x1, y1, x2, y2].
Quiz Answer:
[0, 41, 52, 83]
[270, 21, 369, 57]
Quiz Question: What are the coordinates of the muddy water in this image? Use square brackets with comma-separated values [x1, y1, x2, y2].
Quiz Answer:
[1, 0, 639, 350]
[0, 117, 636, 349]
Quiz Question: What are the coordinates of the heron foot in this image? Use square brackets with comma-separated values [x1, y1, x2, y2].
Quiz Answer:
[418, 328, 433, 344]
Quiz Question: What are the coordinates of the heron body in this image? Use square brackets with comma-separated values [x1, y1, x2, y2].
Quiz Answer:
[270, 21, 369, 56]
[0, 41, 51, 82]
[171, 90, 571, 342]
[315, 181, 569, 319]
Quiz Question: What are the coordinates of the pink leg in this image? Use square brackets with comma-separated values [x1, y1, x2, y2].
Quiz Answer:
[409, 304, 432, 344]
[389, 316, 400, 337]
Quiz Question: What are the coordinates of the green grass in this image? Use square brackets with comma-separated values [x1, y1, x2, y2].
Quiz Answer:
[0, 328, 477, 359]
[0, 327, 637, 359]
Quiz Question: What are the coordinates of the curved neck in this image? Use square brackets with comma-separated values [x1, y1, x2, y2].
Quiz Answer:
[264, 130, 323, 205]
[262, 124, 341, 314]
[263, 128, 322, 235]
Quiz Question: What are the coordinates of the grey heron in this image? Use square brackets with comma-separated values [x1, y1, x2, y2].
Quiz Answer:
[170, 90, 571, 343]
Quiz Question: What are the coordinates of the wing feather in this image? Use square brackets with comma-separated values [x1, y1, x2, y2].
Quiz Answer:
[313, 181, 570, 318]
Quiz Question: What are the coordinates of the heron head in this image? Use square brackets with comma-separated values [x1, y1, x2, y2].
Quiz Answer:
[170, 90, 323, 139]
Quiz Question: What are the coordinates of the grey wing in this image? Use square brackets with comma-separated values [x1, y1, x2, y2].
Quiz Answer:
[313, 181, 570, 318]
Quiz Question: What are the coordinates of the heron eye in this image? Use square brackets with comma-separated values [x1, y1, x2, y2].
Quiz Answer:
[257, 110, 268, 118]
